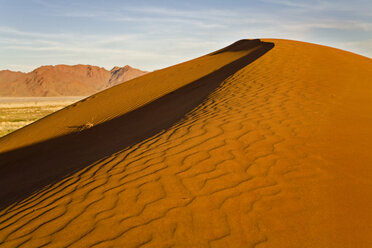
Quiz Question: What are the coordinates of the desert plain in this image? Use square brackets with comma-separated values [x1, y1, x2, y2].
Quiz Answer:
[0, 97, 82, 137]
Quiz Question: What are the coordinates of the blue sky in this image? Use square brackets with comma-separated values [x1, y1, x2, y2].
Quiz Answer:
[0, 0, 371, 72]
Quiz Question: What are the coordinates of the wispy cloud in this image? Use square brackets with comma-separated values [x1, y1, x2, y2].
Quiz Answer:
[0, 26, 73, 39]
[43, 3, 372, 33]
[0, 25, 214, 72]
[261, 0, 372, 14]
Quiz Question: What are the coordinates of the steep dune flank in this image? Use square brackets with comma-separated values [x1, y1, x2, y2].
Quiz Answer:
[0, 65, 146, 97]
[0, 39, 372, 247]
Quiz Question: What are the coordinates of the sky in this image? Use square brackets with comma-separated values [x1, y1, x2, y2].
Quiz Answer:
[0, 0, 371, 72]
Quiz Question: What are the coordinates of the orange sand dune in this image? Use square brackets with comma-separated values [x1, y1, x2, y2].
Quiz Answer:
[0, 39, 372, 247]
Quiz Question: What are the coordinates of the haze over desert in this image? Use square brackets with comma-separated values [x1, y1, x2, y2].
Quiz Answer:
[1, 0, 372, 247]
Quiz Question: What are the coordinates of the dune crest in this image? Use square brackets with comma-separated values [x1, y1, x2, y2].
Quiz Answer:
[0, 39, 372, 247]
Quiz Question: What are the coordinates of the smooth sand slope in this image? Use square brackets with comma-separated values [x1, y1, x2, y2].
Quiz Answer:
[0, 39, 371, 247]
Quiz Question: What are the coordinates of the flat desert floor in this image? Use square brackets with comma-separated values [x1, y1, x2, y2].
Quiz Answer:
[0, 39, 371, 247]
[0, 97, 83, 137]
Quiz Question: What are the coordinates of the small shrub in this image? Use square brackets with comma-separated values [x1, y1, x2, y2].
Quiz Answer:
[80, 122, 94, 131]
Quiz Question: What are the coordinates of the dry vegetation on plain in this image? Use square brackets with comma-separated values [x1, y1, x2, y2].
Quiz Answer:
[0, 97, 82, 137]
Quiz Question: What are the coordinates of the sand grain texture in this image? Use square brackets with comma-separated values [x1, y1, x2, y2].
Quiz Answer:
[0, 39, 371, 247]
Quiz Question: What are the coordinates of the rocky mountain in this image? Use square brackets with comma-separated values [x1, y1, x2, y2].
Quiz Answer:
[0, 65, 147, 96]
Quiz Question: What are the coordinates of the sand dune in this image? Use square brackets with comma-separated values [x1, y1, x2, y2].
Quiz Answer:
[0, 39, 371, 247]
[0, 65, 146, 97]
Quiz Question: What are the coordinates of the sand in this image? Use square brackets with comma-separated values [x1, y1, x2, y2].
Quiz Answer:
[0, 39, 371, 247]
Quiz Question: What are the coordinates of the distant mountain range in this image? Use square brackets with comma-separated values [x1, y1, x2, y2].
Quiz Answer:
[0, 65, 147, 96]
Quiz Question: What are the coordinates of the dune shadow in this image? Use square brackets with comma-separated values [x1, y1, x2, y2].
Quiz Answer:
[0, 40, 274, 210]
[211, 39, 264, 55]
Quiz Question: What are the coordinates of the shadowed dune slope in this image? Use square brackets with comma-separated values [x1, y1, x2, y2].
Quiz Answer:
[1, 39, 372, 247]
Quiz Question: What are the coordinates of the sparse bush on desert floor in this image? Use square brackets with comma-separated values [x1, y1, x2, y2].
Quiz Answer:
[78, 122, 94, 131]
